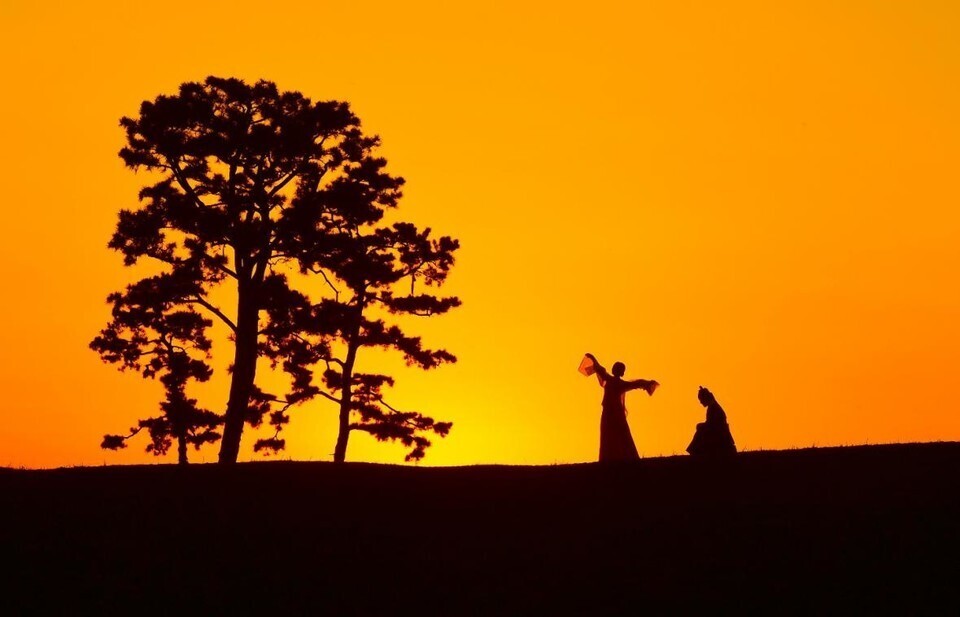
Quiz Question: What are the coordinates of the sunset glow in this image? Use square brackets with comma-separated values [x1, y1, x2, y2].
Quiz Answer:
[1, 0, 958, 467]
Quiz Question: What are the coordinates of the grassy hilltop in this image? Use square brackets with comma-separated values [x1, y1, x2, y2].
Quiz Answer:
[2, 443, 958, 614]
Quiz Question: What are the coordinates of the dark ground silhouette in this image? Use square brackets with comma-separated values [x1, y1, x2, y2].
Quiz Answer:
[2, 443, 958, 614]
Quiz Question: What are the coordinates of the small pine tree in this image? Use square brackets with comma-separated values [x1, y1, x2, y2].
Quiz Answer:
[91, 270, 220, 464]
[274, 222, 461, 462]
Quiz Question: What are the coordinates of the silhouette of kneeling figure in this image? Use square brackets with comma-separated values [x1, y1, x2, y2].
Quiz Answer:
[686, 387, 737, 456]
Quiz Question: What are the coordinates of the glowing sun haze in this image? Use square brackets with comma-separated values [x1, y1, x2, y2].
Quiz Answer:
[1, 1, 958, 467]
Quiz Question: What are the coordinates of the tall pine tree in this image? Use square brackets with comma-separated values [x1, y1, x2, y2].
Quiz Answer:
[98, 76, 402, 463]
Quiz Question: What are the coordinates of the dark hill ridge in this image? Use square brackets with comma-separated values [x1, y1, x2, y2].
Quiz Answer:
[2, 443, 958, 614]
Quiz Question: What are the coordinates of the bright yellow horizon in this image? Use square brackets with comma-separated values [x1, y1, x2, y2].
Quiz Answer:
[1, 1, 959, 467]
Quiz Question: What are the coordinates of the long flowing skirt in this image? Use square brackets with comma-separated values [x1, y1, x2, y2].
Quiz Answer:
[599, 406, 640, 462]
[686, 421, 737, 456]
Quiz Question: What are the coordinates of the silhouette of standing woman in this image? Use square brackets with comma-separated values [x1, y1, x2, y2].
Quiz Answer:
[583, 354, 659, 462]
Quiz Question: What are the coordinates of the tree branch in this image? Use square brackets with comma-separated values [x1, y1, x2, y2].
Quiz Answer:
[169, 162, 208, 210]
[201, 253, 238, 279]
[310, 267, 341, 301]
[123, 425, 145, 440]
[317, 390, 341, 405]
[378, 397, 406, 415]
[322, 356, 346, 369]
[267, 168, 300, 197]
[264, 396, 295, 413]
[187, 296, 237, 333]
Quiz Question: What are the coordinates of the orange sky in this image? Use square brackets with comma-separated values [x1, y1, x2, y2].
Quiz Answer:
[1, 1, 958, 467]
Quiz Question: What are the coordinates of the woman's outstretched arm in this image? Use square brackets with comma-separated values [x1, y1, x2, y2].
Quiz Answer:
[626, 379, 659, 394]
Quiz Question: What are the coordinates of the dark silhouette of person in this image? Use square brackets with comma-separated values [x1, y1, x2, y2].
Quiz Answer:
[584, 353, 659, 462]
[686, 386, 737, 456]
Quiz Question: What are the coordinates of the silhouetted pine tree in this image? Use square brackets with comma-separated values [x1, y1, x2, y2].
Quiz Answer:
[90, 269, 219, 464]
[266, 221, 461, 462]
[98, 76, 402, 463]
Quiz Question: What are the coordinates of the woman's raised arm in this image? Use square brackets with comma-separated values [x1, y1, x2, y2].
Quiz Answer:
[587, 353, 609, 384]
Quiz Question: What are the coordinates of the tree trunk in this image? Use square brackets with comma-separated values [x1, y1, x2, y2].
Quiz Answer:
[333, 346, 357, 463]
[333, 396, 351, 463]
[177, 435, 188, 466]
[333, 305, 364, 463]
[218, 285, 261, 464]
